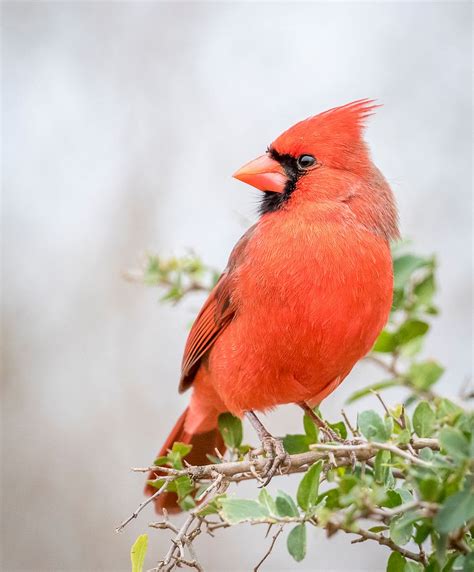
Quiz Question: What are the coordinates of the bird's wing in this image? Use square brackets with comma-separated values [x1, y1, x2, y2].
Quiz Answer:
[178, 225, 256, 393]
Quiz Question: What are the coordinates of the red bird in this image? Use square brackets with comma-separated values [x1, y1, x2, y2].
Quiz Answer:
[146, 100, 399, 512]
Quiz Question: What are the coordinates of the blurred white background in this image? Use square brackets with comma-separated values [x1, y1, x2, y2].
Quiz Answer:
[2, 1, 472, 571]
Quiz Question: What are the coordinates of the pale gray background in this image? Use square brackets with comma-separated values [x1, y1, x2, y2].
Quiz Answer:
[2, 1, 472, 571]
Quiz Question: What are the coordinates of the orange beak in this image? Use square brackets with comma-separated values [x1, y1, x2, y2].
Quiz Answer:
[233, 154, 287, 193]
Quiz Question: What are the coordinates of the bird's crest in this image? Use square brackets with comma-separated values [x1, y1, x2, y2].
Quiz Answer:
[318, 98, 380, 130]
[271, 99, 380, 169]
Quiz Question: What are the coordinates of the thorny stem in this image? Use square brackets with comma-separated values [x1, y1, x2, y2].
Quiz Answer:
[159, 513, 197, 570]
[131, 438, 439, 482]
[148, 476, 227, 571]
[120, 437, 441, 571]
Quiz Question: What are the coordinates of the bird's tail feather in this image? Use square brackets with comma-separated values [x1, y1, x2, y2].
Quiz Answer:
[144, 407, 225, 513]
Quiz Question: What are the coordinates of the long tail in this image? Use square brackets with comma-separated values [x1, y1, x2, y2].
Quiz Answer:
[144, 407, 226, 514]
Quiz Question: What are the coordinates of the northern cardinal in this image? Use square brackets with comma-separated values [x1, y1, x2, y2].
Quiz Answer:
[146, 100, 399, 512]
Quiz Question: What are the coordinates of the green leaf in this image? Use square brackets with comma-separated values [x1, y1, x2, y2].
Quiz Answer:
[413, 273, 436, 305]
[391, 288, 405, 311]
[282, 434, 311, 454]
[389, 511, 417, 545]
[195, 483, 212, 501]
[358, 410, 390, 442]
[167, 448, 187, 469]
[425, 557, 442, 572]
[413, 401, 436, 437]
[303, 413, 318, 441]
[418, 475, 440, 501]
[174, 475, 194, 501]
[218, 413, 243, 449]
[130, 534, 148, 572]
[399, 336, 424, 357]
[413, 522, 431, 544]
[369, 525, 389, 533]
[219, 498, 270, 524]
[374, 450, 392, 485]
[287, 524, 306, 562]
[328, 421, 348, 440]
[393, 254, 429, 289]
[385, 416, 394, 437]
[434, 486, 474, 534]
[383, 489, 403, 508]
[179, 495, 196, 511]
[297, 461, 323, 511]
[347, 380, 399, 403]
[161, 285, 184, 302]
[405, 563, 424, 572]
[463, 554, 474, 572]
[439, 427, 470, 461]
[196, 494, 225, 517]
[419, 447, 434, 462]
[147, 477, 167, 490]
[396, 429, 411, 445]
[409, 361, 444, 391]
[171, 442, 193, 458]
[386, 551, 407, 572]
[373, 330, 398, 353]
[275, 490, 299, 517]
[437, 399, 463, 421]
[396, 319, 429, 346]
[258, 489, 277, 516]
[397, 489, 414, 504]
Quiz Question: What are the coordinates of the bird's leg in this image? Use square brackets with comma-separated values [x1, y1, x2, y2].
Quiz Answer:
[299, 402, 342, 442]
[245, 411, 289, 486]
[299, 402, 358, 469]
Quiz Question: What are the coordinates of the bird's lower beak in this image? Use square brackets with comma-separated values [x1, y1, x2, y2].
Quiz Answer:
[232, 154, 287, 193]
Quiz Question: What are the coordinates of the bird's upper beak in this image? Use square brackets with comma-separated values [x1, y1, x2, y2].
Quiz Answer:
[232, 154, 287, 193]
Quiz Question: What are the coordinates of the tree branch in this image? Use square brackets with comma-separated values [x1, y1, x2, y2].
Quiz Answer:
[131, 437, 439, 484]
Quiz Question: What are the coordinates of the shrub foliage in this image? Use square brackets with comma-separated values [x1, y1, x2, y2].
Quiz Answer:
[123, 245, 473, 572]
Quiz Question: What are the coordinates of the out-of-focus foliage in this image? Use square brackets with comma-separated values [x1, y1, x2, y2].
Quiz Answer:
[136, 252, 220, 304]
[129, 247, 473, 571]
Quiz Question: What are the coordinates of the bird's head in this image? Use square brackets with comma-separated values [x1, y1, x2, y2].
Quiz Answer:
[233, 99, 399, 240]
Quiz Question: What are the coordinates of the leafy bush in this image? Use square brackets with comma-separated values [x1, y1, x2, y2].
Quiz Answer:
[122, 245, 473, 572]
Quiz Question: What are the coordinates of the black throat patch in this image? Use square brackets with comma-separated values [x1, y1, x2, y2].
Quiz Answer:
[259, 148, 301, 216]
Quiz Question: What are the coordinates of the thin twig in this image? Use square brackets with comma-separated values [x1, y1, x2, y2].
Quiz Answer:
[337, 522, 428, 564]
[159, 514, 197, 570]
[116, 480, 169, 532]
[253, 526, 284, 572]
[341, 409, 359, 437]
[311, 439, 437, 468]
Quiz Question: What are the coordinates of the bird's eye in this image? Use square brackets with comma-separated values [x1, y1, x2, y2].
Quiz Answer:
[297, 154, 317, 170]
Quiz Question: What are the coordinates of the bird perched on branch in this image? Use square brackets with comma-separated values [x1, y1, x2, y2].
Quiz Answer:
[146, 99, 399, 512]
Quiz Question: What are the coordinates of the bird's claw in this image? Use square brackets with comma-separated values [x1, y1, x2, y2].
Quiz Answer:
[319, 429, 360, 470]
[319, 426, 343, 443]
[259, 435, 289, 487]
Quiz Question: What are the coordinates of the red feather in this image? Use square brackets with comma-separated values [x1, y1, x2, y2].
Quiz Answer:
[146, 100, 399, 513]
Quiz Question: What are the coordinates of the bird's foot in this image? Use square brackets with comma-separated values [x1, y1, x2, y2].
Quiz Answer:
[319, 425, 343, 443]
[299, 402, 361, 470]
[259, 434, 289, 487]
[245, 411, 290, 486]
